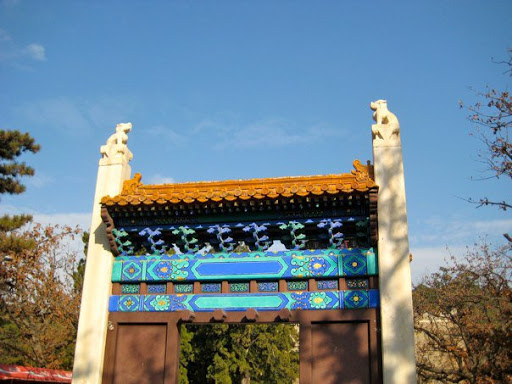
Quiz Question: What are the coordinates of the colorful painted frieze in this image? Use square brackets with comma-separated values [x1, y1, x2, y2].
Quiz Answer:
[109, 289, 379, 312]
[112, 248, 377, 283]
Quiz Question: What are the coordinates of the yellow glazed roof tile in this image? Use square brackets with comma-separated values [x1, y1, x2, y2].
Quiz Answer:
[101, 160, 376, 206]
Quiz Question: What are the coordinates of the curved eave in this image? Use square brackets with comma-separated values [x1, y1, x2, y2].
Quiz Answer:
[101, 160, 377, 208]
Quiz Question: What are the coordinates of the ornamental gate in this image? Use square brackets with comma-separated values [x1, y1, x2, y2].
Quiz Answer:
[73, 102, 417, 384]
[100, 161, 381, 383]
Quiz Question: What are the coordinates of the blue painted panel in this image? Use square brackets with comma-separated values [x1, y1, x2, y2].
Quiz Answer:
[113, 249, 378, 283]
[369, 289, 380, 308]
[194, 259, 285, 277]
[108, 290, 377, 313]
[109, 296, 119, 312]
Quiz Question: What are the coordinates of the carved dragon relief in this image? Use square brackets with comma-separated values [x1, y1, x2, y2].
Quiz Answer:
[370, 100, 400, 147]
[99, 123, 134, 165]
[121, 172, 143, 195]
[351, 160, 373, 184]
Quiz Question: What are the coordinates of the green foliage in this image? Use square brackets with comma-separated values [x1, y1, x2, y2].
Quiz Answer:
[0, 129, 40, 196]
[179, 323, 299, 384]
[0, 130, 85, 370]
[0, 130, 39, 276]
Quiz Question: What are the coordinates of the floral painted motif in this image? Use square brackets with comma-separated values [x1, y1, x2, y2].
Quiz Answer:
[307, 257, 330, 275]
[290, 292, 309, 310]
[146, 259, 189, 281]
[150, 295, 171, 311]
[308, 292, 332, 309]
[291, 256, 330, 277]
[154, 261, 173, 279]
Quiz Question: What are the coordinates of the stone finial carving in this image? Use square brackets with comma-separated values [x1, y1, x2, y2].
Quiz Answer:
[99, 123, 133, 165]
[370, 100, 400, 147]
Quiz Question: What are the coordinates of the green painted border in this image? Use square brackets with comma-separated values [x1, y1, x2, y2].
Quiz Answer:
[111, 262, 122, 282]
[367, 248, 378, 275]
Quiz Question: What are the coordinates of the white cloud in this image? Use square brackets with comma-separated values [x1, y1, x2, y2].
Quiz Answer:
[411, 217, 512, 247]
[149, 174, 176, 184]
[409, 245, 467, 283]
[0, 204, 91, 230]
[409, 216, 512, 283]
[0, 29, 45, 69]
[24, 43, 46, 61]
[33, 212, 91, 230]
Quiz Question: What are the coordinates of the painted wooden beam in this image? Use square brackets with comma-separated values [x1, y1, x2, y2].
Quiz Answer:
[112, 248, 377, 282]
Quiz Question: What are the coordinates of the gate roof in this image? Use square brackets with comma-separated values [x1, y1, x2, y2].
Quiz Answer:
[101, 160, 376, 208]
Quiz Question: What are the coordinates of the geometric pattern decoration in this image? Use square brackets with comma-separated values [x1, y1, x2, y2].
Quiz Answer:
[201, 283, 221, 293]
[174, 284, 193, 294]
[120, 261, 143, 281]
[346, 278, 369, 289]
[287, 280, 308, 291]
[258, 281, 278, 292]
[229, 282, 250, 293]
[112, 248, 377, 283]
[147, 284, 167, 294]
[121, 284, 140, 294]
[317, 280, 339, 290]
[109, 290, 380, 312]
[117, 295, 140, 312]
[344, 290, 369, 309]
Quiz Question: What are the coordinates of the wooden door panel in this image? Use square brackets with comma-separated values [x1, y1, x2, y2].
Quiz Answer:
[311, 322, 370, 384]
[112, 324, 167, 384]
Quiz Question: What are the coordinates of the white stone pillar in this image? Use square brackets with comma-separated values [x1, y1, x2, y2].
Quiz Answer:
[370, 100, 417, 384]
[72, 123, 133, 384]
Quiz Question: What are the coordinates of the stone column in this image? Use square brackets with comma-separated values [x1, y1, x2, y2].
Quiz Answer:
[72, 123, 133, 384]
[370, 100, 417, 384]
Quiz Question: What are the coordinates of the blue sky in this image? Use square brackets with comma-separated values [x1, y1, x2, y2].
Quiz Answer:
[1, 0, 511, 281]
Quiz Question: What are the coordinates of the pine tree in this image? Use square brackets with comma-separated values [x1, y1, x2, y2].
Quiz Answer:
[180, 323, 299, 384]
[0, 129, 40, 254]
